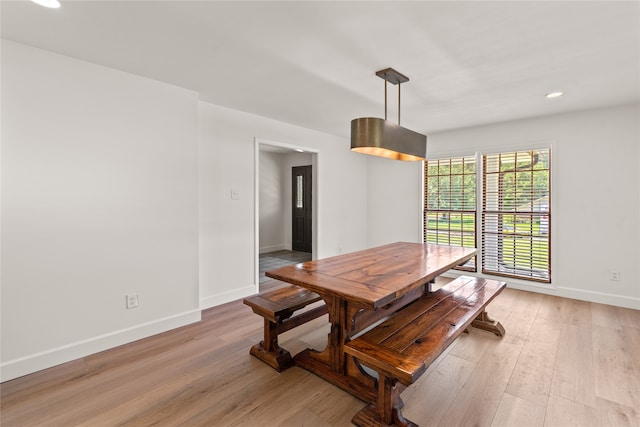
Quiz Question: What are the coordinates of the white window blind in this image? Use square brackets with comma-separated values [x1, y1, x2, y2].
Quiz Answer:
[482, 149, 551, 282]
[424, 156, 477, 271]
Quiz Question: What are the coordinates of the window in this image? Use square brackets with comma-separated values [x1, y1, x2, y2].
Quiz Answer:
[423, 156, 477, 271]
[483, 150, 550, 282]
[424, 148, 551, 282]
[296, 175, 304, 208]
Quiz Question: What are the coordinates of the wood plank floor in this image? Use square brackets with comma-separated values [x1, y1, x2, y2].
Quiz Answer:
[2, 281, 639, 426]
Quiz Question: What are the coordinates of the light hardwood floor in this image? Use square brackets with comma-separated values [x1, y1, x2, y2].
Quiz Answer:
[2, 282, 639, 426]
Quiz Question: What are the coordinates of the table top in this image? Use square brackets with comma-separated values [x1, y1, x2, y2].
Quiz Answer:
[265, 242, 477, 310]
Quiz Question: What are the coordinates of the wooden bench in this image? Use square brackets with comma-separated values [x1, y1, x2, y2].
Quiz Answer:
[345, 276, 506, 427]
[244, 280, 328, 371]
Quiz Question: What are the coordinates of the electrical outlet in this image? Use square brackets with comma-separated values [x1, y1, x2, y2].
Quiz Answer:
[126, 292, 139, 309]
[231, 189, 240, 200]
[609, 269, 621, 281]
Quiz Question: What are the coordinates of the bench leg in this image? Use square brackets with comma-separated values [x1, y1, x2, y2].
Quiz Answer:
[471, 310, 505, 337]
[249, 319, 293, 372]
[352, 373, 417, 427]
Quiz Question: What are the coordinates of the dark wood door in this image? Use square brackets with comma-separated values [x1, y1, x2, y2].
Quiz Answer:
[292, 165, 312, 253]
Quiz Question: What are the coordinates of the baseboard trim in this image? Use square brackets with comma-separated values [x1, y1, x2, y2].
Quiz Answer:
[259, 244, 287, 254]
[548, 285, 640, 310]
[499, 279, 640, 309]
[199, 285, 256, 310]
[441, 272, 640, 309]
[1, 309, 201, 383]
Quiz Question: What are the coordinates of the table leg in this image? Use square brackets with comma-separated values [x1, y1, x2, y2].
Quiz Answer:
[293, 295, 377, 402]
[351, 373, 416, 427]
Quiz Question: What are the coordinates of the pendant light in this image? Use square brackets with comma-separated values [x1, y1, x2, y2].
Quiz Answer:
[351, 68, 427, 161]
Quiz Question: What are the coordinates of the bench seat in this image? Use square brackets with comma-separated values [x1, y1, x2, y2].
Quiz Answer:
[244, 280, 328, 371]
[345, 276, 506, 426]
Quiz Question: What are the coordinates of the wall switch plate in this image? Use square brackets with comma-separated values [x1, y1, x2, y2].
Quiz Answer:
[126, 292, 139, 309]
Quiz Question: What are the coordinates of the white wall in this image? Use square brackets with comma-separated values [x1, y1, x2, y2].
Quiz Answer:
[198, 102, 368, 309]
[366, 156, 424, 247]
[259, 151, 287, 253]
[1, 40, 368, 380]
[367, 104, 640, 309]
[1, 41, 201, 381]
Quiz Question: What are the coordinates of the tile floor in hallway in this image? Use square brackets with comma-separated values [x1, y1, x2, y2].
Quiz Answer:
[258, 250, 312, 284]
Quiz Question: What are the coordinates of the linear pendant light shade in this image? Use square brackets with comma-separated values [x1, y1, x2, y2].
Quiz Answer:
[351, 68, 427, 161]
[351, 118, 426, 161]
[351, 117, 427, 161]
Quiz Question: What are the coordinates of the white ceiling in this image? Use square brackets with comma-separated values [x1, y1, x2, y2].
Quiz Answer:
[2, 1, 639, 137]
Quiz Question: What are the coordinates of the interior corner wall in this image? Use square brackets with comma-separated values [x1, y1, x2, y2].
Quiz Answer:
[1, 40, 201, 382]
[366, 103, 640, 309]
[198, 102, 368, 309]
[365, 156, 424, 248]
[259, 151, 287, 253]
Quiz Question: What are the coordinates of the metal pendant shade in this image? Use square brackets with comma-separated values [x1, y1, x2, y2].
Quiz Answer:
[351, 68, 427, 161]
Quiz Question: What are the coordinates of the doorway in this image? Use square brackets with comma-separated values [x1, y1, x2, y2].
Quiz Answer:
[292, 165, 312, 253]
[255, 138, 318, 289]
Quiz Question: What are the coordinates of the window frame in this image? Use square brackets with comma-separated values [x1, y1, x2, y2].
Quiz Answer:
[423, 147, 552, 284]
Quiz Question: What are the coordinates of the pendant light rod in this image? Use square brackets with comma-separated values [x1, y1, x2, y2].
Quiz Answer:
[384, 78, 387, 121]
[376, 68, 408, 126]
[398, 83, 401, 125]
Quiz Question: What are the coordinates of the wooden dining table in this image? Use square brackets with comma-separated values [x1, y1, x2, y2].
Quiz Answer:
[265, 241, 478, 401]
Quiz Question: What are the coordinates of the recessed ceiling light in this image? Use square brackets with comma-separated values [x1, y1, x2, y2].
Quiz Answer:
[31, 0, 60, 8]
[545, 92, 564, 99]
[295, 149, 304, 153]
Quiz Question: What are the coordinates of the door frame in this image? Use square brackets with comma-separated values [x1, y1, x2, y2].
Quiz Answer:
[254, 137, 319, 292]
